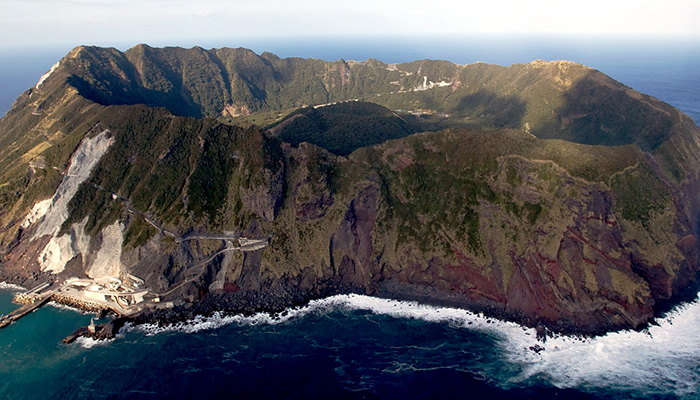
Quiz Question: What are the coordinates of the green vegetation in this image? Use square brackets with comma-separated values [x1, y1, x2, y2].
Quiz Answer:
[123, 215, 158, 250]
[50, 46, 682, 155]
[31, 104, 286, 241]
[187, 124, 241, 224]
[223, 107, 297, 128]
[611, 163, 672, 224]
[270, 102, 418, 156]
[61, 184, 124, 237]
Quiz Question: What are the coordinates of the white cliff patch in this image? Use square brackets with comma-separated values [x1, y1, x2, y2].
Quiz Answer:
[209, 250, 234, 292]
[31, 130, 113, 274]
[86, 221, 125, 279]
[414, 76, 452, 91]
[33, 130, 112, 240]
[39, 217, 89, 273]
[21, 198, 52, 228]
[35, 61, 60, 89]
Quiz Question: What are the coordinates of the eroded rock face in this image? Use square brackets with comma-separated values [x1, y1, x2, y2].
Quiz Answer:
[12, 131, 115, 276]
[302, 132, 700, 334]
[33, 130, 113, 240]
[6, 118, 699, 336]
[86, 221, 125, 279]
[239, 166, 285, 222]
[38, 217, 89, 274]
[289, 144, 334, 222]
[331, 184, 380, 291]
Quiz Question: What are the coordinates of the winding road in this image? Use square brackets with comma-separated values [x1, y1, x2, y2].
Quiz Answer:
[74, 178, 270, 298]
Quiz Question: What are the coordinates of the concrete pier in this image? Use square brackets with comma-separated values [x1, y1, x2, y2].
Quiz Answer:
[1, 277, 148, 341]
[0, 291, 54, 330]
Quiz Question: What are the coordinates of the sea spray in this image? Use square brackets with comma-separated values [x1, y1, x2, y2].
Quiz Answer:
[127, 293, 700, 397]
[4, 284, 699, 397]
[3, 287, 700, 398]
[0, 282, 26, 291]
[502, 297, 700, 397]
[47, 301, 100, 315]
[133, 294, 541, 344]
[74, 335, 114, 349]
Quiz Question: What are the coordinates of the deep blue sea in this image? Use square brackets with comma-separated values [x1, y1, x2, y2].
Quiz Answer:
[1, 36, 700, 399]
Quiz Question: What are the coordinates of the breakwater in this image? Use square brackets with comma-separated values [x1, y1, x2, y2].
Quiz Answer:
[0, 292, 53, 329]
[13, 292, 43, 304]
[50, 293, 113, 314]
[2, 287, 126, 343]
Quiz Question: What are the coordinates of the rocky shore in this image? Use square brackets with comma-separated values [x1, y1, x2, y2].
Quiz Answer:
[0, 272, 663, 343]
[3, 262, 695, 343]
[62, 317, 130, 343]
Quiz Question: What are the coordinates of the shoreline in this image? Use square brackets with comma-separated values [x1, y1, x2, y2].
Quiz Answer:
[2, 275, 698, 342]
[0, 281, 26, 291]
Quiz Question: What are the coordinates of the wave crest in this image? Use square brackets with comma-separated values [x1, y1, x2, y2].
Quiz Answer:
[134, 294, 536, 340]
[0, 282, 26, 291]
[110, 293, 700, 396]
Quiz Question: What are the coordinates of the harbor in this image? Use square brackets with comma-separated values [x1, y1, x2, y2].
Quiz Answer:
[0, 234, 271, 341]
[0, 290, 54, 329]
[0, 275, 150, 337]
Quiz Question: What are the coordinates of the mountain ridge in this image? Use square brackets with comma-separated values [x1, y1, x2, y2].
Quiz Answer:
[1, 45, 700, 335]
[28, 45, 681, 149]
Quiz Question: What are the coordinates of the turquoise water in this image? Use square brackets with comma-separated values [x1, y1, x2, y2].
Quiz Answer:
[0, 288, 96, 398]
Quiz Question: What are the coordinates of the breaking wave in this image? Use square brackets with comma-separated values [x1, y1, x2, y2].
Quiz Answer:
[136, 294, 530, 337]
[503, 298, 700, 397]
[136, 298, 333, 335]
[131, 293, 700, 397]
[47, 301, 97, 315]
[75, 336, 114, 349]
[336, 294, 700, 397]
[0, 282, 26, 291]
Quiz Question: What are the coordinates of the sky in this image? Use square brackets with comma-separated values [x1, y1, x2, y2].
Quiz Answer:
[1, 0, 699, 50]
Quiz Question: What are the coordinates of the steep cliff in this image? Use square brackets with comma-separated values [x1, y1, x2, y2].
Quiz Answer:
[1, 45, 700, 335]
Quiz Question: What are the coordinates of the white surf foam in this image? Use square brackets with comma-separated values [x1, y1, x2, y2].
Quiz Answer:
[128, 293, 700, 396]
[501, 297, 700, 397]
[330, 294, 700, 396]
[47, 301, 96, 315]
[75, 336, 114, 349]
[327, 294, 533, 338]
[0, 282, 26, 291]
[136, 302, 323, 336]
[134, 294, 531, 339]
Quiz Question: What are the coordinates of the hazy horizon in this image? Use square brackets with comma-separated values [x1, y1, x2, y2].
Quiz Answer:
[2, 0, 699, 50]
[1, 35, 698, 121]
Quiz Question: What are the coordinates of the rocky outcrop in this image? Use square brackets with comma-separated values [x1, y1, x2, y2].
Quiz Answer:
[85, 221, 125, 279]
[331, 184, 381, 291]
[239, 165, 285, 222]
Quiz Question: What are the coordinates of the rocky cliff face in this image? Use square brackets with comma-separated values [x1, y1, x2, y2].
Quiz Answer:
[1, 45, 700, 335]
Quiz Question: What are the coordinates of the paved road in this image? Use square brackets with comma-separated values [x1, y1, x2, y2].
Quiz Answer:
[71, 177, 272, 299]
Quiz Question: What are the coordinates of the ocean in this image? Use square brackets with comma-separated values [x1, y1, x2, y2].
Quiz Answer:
[2, 286, 700, 399]
[1, 36, 700, 399]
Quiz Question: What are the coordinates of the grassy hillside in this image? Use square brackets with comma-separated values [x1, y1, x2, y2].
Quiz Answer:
[269, 101, 419, 156]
